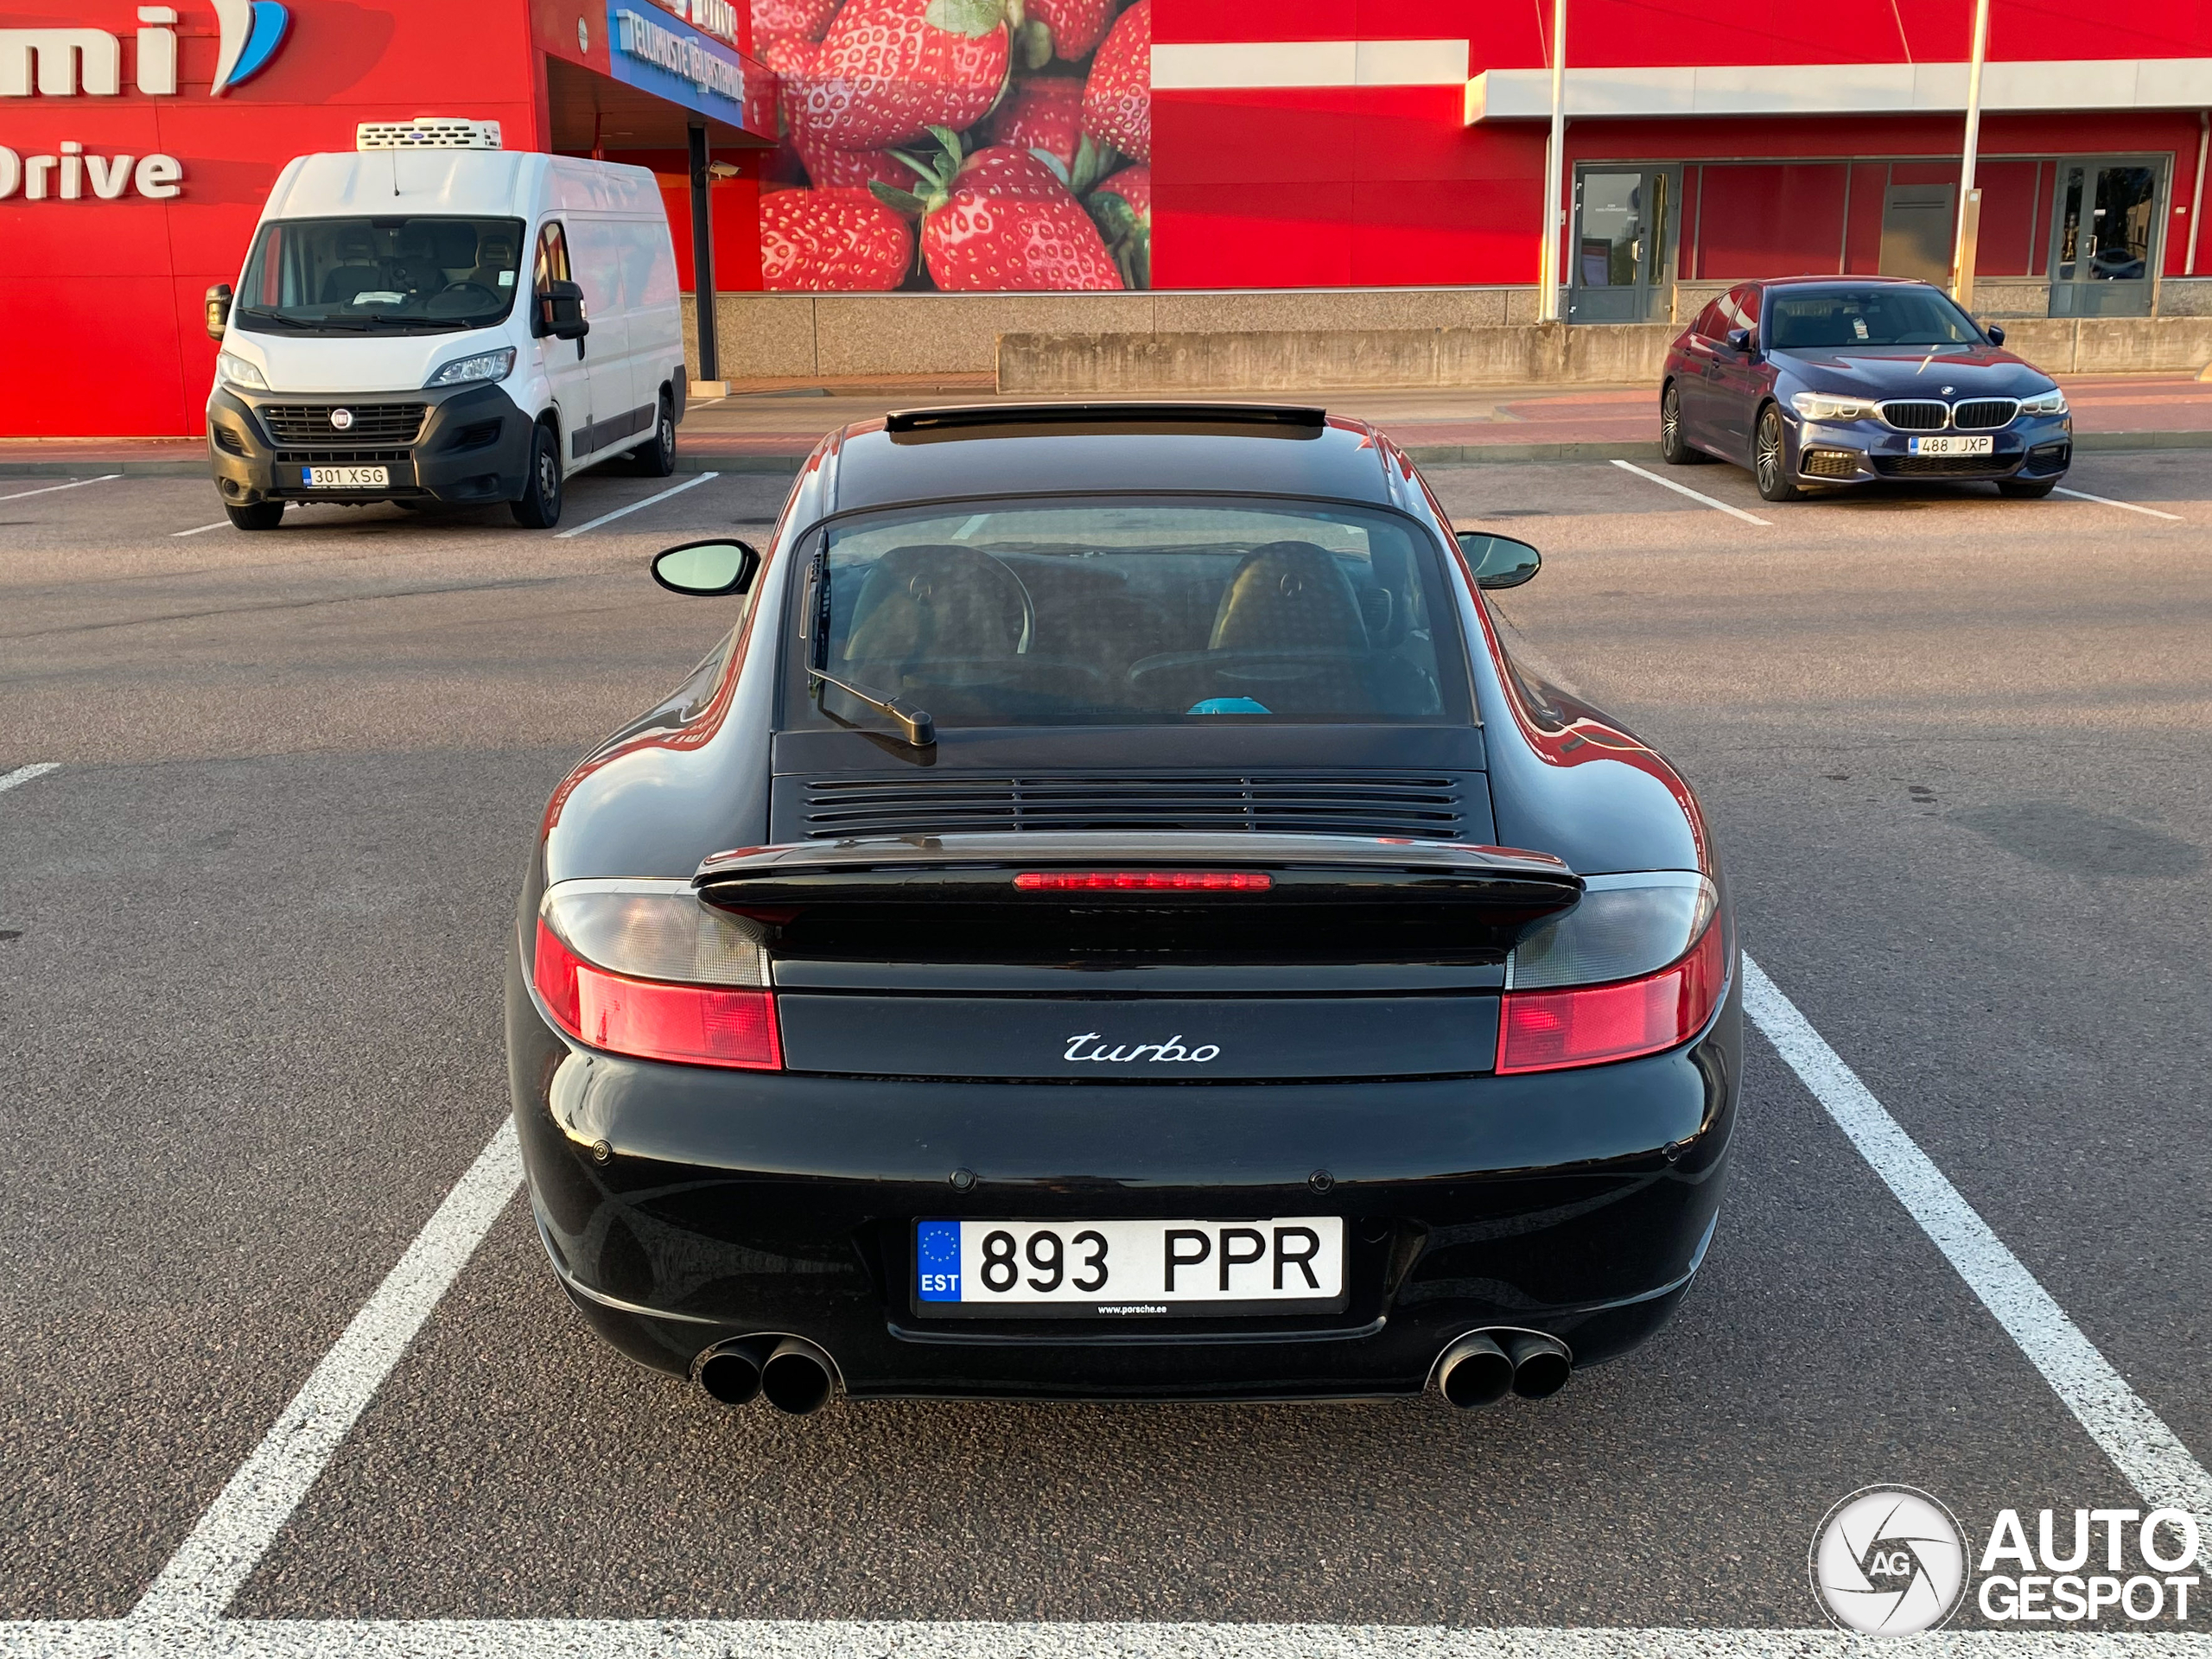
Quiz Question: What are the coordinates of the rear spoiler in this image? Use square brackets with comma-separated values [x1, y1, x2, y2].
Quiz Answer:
[693, 833, 1581, 918]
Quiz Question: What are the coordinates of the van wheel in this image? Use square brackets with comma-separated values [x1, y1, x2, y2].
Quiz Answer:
[510, 421, 563, 529]
[633, 392, 676, 477]
[225, 500, 285, 531]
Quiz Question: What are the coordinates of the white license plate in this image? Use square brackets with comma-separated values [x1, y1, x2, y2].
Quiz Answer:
[301, 465, 389, 488]
[1907, 435, 1993, 456]
[916, 1217, 1345, 1316]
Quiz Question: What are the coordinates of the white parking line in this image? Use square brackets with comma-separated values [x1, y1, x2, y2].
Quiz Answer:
[1608, 460, 1773, 526]
[0, 762, 60, 796]
[8, 1621, 2212, 1657]
[173, 520, 231, 537]
[553, 472, 717, 539]
[2054, 486, 2184, 521]
[0, 474, 122, 503]
[1743, 956, 2212, 1554]
[129, 1119, 524, 1623]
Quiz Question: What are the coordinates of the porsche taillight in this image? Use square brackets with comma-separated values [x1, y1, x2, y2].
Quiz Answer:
[1497, 873, 1726, 1073]
[531, 879, 779, 1071]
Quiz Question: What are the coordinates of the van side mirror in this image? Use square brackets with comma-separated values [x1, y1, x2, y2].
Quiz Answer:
[205, 283, 232, 340]
[1985, 322, 2006, 346]
[652, 539, 760, 596]
[536, 279, 589, 340]
[1725, 327, 1754, 354]
[1458, 532, 1541, 589]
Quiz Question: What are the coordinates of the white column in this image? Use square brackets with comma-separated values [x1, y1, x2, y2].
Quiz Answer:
[1538, 0, 1567, 322]
[1949, 0, 1992, 306]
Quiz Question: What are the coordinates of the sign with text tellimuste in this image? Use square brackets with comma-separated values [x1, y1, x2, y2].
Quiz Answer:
[755, 0, 1151, 292]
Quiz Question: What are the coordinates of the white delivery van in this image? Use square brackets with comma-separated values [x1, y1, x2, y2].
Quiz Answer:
[204, 118, 688, 531]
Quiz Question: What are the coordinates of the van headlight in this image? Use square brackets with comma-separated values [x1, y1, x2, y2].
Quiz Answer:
[424, 348, 516, 388]
[215, 352, 268, 391]
[1789, 392, 1876, 422]
[2019, 388, 2068, 416]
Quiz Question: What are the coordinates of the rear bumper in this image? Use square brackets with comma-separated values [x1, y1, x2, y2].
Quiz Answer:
[504, 946, 1742, 1402]
[1788, 411, 2072, 486]
[206, 382, 534, 508]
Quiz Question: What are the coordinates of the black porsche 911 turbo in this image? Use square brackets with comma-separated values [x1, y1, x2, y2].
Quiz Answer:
[1658, 275, 2072, 502]
[505, 402, 1738, 1414]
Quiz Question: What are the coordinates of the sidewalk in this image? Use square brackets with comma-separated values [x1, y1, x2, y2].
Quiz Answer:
[6, 372, 2209, 477]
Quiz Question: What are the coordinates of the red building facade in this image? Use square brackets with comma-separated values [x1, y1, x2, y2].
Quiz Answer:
[3, 0, 2208, 435]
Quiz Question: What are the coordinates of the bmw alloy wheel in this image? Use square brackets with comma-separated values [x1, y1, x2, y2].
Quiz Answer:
[1754, 406, 1799, 502]
[1660, 385, 1683, 461]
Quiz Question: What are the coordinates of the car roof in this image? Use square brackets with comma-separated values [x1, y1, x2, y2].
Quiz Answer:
[817, 404, 1400, 513]
[1758, 275, 1931, 291]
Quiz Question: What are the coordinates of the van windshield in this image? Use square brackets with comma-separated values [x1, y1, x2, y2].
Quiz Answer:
[796, 497, 1462, 730]
[233, 216, 526, 335]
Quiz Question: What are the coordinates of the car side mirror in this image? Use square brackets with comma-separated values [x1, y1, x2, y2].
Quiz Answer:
[1985, 322, 2006, 346]
[652, 538, 760, 596]
[205, 283, 232, 340]
[1458, 532, 1541, 589]
[1725, 327, 1754, 355]
[536, 279, 589, 340]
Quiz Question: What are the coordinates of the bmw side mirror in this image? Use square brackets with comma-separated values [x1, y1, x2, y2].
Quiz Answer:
[536, 279, 589, 341]
[1985, 322, 2006, 346]
[205, 283, 232, 340]
[652, 538, 760, 596]
[1458, 532, 1541, 589]
[1725, 327, 1754, 354]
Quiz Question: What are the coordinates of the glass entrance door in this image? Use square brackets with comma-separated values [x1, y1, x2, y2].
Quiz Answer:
[2048, 158, 2163, 317]
[1568, 167, 1680, 323]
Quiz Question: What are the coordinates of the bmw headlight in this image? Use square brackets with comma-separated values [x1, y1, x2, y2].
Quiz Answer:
[215, 352, 269, 391]
[2020, 388, 2068, 416]
[424, 347, 516, 388]
[1789, 392, 1877, 422]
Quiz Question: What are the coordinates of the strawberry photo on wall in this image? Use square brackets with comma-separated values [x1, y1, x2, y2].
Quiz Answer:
[756, 0, 1151, 290]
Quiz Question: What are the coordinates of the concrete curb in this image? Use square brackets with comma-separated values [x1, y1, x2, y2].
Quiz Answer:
[3, 429, 2207, 480]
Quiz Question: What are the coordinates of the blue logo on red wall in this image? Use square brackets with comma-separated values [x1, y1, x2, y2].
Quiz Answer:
[210, 0, 289, 92]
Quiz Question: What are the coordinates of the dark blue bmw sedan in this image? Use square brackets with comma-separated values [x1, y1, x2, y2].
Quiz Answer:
[1658, 276, 2072, 502]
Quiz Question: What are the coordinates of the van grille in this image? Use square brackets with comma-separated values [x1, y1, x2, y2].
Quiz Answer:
[274, 448, 413, 467]
[801, 773, 1468, 840]
[1952, 398, 2018, 430]
[261, 404, 427, 446]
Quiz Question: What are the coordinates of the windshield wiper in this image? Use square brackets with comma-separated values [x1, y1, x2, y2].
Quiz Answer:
[234, 309, 372, 333]
[809, 669, 935, 747]
[802, 545, 933, 747]
[360, 315, 476, 331]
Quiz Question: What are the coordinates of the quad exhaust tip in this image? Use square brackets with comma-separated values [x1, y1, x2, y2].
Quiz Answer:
[1435, 1329, 1571, 1406]
[696, 1336, 839, 1414]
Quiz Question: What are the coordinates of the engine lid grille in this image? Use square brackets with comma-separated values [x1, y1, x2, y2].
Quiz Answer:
[799, 772, 1469, 841]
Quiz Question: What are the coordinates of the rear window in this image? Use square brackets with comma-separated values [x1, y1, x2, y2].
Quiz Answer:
[791, 497, 1463, 729]
[1768, 287, 1982, 350]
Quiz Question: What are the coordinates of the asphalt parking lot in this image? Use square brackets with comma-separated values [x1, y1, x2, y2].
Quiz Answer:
[3, 449, 2209, 1650]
